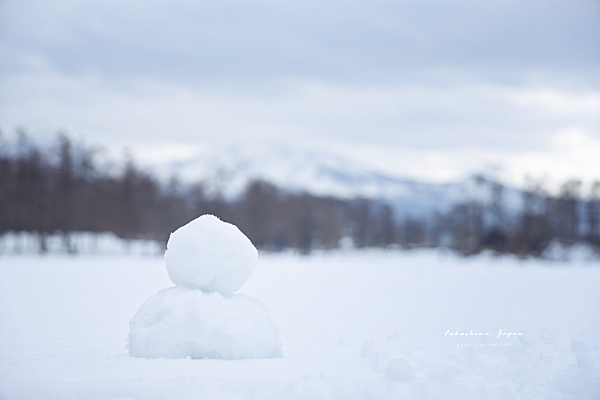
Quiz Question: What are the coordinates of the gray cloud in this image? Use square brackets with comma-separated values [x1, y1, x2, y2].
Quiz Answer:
[2, 0, 599, 86]
[1, 0, 599, 183]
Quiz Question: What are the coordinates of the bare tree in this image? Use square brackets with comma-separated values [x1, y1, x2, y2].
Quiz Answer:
[586, 181, 600, 245]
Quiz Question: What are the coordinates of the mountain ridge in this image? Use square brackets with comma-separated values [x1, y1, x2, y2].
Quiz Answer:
[154, 143, 518, 217]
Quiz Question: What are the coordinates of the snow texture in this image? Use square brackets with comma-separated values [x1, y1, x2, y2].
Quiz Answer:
[1, 250, 599, 399]
[164, 214, 258, 294]
[128, 286, 282, 360]
[384, 358, 416, 382]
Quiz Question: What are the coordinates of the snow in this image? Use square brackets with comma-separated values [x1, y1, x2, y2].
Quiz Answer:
[128, 287, 282, 360]
[1, 250, 600, 399]
[130, 215, 277, 360]
[384, 359, 417, 382]
[164, 215, 257, 293]
[0, 231, 162, 256]
[155, 142, 520, 216]
[543, 241, 600, 262]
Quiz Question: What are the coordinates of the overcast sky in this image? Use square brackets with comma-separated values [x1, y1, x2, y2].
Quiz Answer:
[1, 0, 599, 187]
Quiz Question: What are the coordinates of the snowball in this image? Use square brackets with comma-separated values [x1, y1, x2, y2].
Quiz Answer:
[165, 215, 258, 293]
[128, 286, 282, 360]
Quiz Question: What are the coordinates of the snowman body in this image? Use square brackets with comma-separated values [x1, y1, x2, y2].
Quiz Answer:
[127, 215, 282, 359]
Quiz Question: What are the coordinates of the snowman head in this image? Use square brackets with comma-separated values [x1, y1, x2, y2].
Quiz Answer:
[164, 214, 258, 294]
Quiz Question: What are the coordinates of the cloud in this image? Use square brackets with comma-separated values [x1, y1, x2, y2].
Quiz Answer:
[510, 129, 600, 186]
[330, 128, 600, 189]
[2, 0, 599, 85]
[1, 0, 599, 184]
[2, 69, 598, 185]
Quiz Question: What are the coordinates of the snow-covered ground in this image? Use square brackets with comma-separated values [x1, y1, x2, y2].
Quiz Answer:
[0, 232, 163, 256]
[1, 250, 599, 399]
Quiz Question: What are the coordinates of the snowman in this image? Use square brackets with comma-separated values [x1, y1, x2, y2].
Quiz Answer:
[127, 214, 282, 359]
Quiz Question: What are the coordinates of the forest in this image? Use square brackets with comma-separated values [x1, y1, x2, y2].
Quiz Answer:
[1, 131, 599, 256]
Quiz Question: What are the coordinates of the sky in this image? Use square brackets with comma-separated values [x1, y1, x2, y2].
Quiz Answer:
[0, 0, 599, 188]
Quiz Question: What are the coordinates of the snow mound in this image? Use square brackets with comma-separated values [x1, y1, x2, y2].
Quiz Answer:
[164, 214, 258, 293]
[128, 286, 282, 360]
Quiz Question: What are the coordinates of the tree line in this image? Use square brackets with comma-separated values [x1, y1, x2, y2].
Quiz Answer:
[0, 132, 599, 257]
[434, 176, 600, 256]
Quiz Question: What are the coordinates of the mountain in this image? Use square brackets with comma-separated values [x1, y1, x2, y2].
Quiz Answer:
[155, 142, 520, 217]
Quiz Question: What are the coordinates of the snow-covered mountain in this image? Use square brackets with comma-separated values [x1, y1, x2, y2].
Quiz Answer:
[155, 143, 519, 217]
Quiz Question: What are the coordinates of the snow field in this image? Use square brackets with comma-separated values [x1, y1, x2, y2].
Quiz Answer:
[1, 250, 599, 399]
